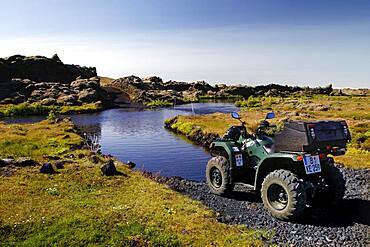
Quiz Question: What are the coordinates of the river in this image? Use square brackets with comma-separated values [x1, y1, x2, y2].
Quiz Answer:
[4, 102, 239, 181]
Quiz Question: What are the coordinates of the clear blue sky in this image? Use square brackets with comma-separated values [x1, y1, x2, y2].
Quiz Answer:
[1, 0, 369, 87]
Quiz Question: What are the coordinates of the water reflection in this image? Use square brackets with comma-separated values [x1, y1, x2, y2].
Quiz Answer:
[3, 102, 239, 181]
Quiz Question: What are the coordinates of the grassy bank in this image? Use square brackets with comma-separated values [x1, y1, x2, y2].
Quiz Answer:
[144, 100, 173, 108]
[0, 119, 83, 160]
[0, 120, 269, 246]
[166, 95, 370, 169]
[199, 95, 243, 100]
[0, 102, 102, 118]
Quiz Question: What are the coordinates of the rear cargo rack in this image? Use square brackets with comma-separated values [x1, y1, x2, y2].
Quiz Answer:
[274, 120, 351, 153]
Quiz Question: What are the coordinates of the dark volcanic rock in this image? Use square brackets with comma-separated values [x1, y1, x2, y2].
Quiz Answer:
[105, 77, 213, 105]
[191, 81, 215, 93]
[40, 97, 57, 106]
[127, 161, 136, 169]
[15, 158, 38, 167]
[0, 159, 14, 167]
[55, 161, 64, 169]
[77, 89, 100, 103]
[0, 55, 112, 108]
[162, 80, 192, 91]
[105, 75, 333, 107]
[90, 155, 100, 164]
[57, 94, 78, 105]
[142, 76, 163, 87]
[51, 54, 62, 63]
[0, 54, 334, 108]
[0, 55, 96, 83]
[77, 153, 85, 159]
[0, 77, 111, 106]
[40, 163, 54, 174]
[101, 159, 117, 176]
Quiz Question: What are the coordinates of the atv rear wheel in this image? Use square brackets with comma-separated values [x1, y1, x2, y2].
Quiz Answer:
[206, 156, 234, 196]
[314, 165, 345, 206]
[261, 169, 306, 220]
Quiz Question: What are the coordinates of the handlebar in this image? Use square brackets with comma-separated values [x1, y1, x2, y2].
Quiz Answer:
[255, 123, 277, 137]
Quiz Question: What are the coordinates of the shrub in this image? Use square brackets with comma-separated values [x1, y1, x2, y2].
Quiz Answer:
[2, 103, 51, 117]
[47, 110, 58, 123]
[0, 103, 101, 117]
[235, 96, 262, 108]
[171, 121, 196, 135]
[145, 100, 173, 108]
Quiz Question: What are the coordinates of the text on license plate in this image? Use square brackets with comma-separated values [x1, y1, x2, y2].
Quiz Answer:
[235, 154, 243, 167]
[303, 155, 321, 174]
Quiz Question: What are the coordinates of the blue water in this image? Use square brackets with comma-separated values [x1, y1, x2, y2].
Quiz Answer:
[4, 103, 239, 181]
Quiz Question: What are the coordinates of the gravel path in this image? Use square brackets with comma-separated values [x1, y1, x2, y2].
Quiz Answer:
[144, 166, 370, 246]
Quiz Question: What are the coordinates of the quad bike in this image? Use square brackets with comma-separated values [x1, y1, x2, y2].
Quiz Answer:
[206, 112, 351, 220]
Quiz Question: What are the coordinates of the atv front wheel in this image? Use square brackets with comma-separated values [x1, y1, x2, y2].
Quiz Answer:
[206, 156, 234, 196]
[261, 169, 306, 220]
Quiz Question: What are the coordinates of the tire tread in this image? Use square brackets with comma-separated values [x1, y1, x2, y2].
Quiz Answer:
[206, 156, 234, 196]
[261, 169, 306, 220]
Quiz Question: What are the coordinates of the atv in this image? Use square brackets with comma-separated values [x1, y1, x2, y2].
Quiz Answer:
[206, 112, 351, 220]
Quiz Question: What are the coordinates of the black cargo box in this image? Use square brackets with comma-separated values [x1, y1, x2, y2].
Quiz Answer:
[274, 120, 351, 153]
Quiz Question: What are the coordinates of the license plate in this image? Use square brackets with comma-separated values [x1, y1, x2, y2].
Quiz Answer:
[235, 154, 243, 167]
[303, 155, 321, 174]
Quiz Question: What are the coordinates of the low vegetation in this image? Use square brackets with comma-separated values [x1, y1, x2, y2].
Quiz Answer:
[99, 76, 115, 86]
[199, 95, 243, 100]
[0, 120, 269, 246]
[0, 102, 102, 118]
[166, 95, 370, 169]
[235, 96, 265, 108]
[145, 100, 173, 108]
[0, 120, 82, 161]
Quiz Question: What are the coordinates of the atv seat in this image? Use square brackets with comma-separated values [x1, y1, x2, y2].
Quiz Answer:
[223, 126, 246, 142]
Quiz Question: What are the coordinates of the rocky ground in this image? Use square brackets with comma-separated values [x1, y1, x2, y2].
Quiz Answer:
[0, 54, 96, 83]
[0, 54, 338, 110]
[144, 166, 370, 246]
[0, 55, 114, 107]
[104, 75, 335, 106]
[0, 77, 111, 106]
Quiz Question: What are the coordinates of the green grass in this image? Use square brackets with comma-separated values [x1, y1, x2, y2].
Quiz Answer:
[235, 96, 280, 109]
[58, 103, 102, 114]
[170, 121, 198, 136]
[335, 147, 370, 169]
[0, 120, 83, 161]
[236, 96, 262, 108]
[199, 95, 243, 100]
[166, 95, 370, 169]
[0, 120, 269, 246]
[145, 100, 173, 108]
[0, 103, 51, 117]
[0, 103, 102, 118]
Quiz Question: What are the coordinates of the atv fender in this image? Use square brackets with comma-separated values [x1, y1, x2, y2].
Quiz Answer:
[210, 141, 235, 165]
[210, 141, 243, 184]
[254, 153, 300, 191]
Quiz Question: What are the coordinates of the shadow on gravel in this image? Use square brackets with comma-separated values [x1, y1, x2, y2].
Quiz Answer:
[225, 189, 370, 227]
[299, 198, 370, 227]
[224, 191, 260, 203]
